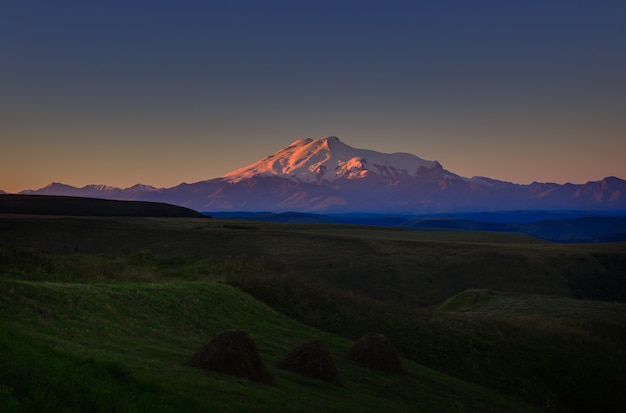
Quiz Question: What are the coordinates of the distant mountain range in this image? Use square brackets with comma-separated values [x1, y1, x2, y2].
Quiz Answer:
[12, 136, 626, 214]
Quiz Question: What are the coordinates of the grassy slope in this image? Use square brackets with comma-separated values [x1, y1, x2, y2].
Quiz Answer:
[433, 289, 626, 410]
[226, 272, 626, 413]
[0, 280, 538, 413]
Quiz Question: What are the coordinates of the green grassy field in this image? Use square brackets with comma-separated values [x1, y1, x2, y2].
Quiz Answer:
[0, 280, 544, 413]
[1, 215, 625, 412]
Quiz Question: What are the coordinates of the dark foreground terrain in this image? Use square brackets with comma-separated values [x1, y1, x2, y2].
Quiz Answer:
[1, 213, 625, 412]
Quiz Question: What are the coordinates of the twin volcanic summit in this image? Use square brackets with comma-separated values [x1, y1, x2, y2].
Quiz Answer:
[19, 136, 626, 213]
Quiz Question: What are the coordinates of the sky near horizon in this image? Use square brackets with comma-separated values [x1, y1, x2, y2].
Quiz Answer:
[2, 0, 626, 193]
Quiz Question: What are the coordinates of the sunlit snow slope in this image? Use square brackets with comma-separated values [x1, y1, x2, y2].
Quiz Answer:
[224, 136, 442, 183]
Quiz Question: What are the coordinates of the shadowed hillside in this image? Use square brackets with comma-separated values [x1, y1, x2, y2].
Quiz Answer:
[0, 194, 205, 217]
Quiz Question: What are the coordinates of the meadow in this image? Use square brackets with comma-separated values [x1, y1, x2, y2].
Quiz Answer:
[1, 214, 625, 412]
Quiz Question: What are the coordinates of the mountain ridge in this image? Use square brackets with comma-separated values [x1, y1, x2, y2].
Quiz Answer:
[13, 136, 626, 213]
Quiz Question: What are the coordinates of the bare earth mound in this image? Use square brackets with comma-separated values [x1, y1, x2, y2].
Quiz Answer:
[276, 340, 341, 386]
[347, 333, 402, 372]
[186, 329, 273, 384]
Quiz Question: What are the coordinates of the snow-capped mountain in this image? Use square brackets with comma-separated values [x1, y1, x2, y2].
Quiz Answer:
[224, 136, 445, 183]
[14, 136, 626, 213]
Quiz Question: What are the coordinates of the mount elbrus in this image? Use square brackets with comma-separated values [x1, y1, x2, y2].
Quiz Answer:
[17, 137, 626, 213]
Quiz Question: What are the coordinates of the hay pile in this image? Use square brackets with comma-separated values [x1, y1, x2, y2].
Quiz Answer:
[186, 329, 273, 384]
[346, 333, 402, 372]
[276, 340, 342, 385]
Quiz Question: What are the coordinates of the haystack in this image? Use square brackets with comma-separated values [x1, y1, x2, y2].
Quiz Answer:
[346, 333, 402, 372]
[186, 329, 273, 384]
[276, 340, 341, 385]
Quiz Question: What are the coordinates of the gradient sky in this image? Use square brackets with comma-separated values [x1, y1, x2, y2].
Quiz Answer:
[2, 0, 625, 193]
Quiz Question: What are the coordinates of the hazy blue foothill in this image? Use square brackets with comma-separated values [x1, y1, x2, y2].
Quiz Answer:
[206, 210, 626, 243]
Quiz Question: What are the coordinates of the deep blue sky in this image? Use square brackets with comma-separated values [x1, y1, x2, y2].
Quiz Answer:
[2, 0, 625, 192]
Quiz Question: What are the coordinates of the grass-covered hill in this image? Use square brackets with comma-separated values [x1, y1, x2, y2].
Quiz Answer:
[0, 194, 204, 217]
[1, 214, 626, 411]
[0, 280, 545, 413]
